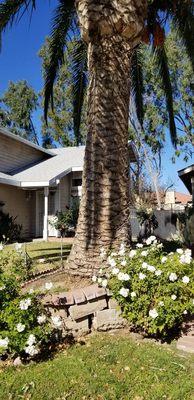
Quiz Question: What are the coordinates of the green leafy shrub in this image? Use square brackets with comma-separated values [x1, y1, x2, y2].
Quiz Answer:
[0, 208, 22, 243]
[0, 246, 32, 282]
[0, 292, 51, 357]
[0, 249, 61, 360]
[51, 199, 80, 237]
[136, 209, 158, 238]
[93, 238, 194, 340]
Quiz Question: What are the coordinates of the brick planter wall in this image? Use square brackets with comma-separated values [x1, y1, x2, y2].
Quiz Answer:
[42, 284, 127, 337]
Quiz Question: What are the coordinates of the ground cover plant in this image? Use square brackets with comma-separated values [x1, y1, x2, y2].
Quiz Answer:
[93, 237, 194, 340]
[0, 333, 194, 400]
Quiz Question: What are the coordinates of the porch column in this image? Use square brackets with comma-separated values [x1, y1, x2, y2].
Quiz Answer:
[43, 187, 49, 241]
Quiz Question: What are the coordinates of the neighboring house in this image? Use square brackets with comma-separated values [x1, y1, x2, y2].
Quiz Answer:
[0, 127, 137, 240]
[163, 190, 192, 210]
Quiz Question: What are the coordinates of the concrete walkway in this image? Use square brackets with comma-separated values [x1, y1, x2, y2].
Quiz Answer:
[176, 320, 194, 353]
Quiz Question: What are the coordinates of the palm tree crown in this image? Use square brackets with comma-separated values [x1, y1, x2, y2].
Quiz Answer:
[0, 0, 193, 146]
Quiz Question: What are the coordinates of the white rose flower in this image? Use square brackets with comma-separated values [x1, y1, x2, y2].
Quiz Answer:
[147, 265, 156, 272]
[112, 267, 120, 275]
[182, 276, 190, 284]
[16, 323, 25, 333]
[51, 315, 63, 329]
[108, 257, 116, 268]
[0, 243, 4, 251]
[37, 314, 47, 325]
[27, 334, 36, 346]
[121, 260, 127, 267]
[183, 310, 188, 315]
[123, 273, 130, 281]
[171, 294, 177, 300]
[102, 279, 108, 288]
[180, 254, 191, 265]
[0, 337, 9, 348]
[161, 256, 167, 263]
[129, 250, 136, 258]
[0, 285, 5, 291]
[149, 309, 158, 319]
[45, 282, 53, 290]
[118, 272, 130, 281]
[119, 287, 129, 298]
[25, 298, 31, 306]
[25, 345, 38, 357]
[146, 238, 152, 246]
[131, 291, 136, 298]
[141, 250, 148, 257]
[150, 236, 156, 241]
[119, 244, 125, 256]
[142, 262, 148, 269]
[155, 269, 162, 277]
[98, 277, 102, 284]
[139, 272, 146, 280]
[92, 275, 97, 283]
[136, 243, 143, 248]
[176, 248, 183, 254]
[110, 252, 117, 257]
[185, 249, 191, 256]
[29, 288, 34, 294]
[157, 243, 163, 249]
[15, 243, 22, 252]
[19, 299, 30, 310]
[159, 301, 164, 306]
[169, 272, 178, 282]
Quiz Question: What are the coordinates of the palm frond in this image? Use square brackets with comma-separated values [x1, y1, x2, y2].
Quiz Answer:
[153, 45, 177, 146]
[131, 47, 144, 126]
[0, 0, 36, 48]
[71, 40, 88, 145]
[171, 1, 194, 71]
[44, 0, 76, 121]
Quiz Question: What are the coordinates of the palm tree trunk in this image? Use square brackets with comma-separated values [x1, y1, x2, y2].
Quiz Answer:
[68, 0, 147, 275]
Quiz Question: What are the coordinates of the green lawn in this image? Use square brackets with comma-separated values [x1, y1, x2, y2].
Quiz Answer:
[7, 241, 72, 274]
[0, 333, 193, 400]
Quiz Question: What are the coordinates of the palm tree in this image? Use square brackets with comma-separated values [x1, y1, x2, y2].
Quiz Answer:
[0, 0, 193, 275]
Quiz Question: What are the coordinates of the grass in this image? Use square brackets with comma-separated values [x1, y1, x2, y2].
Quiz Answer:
[7, 241, 72, 273]
[0, 333, 194, 400]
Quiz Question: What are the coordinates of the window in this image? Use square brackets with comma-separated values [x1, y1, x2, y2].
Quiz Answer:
[72, 178, 82, 187]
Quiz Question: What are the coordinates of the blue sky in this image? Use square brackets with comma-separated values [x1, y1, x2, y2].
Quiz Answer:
[0, 1, 192, 194]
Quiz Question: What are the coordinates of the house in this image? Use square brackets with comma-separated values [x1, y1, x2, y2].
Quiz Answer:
[178, 164, 194, 205]
[163, 190, 192, 210]
[0, 127, 137, 240]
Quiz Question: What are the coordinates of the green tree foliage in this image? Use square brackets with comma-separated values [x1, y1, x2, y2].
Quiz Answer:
[130, 27, 193, 163]
[0, 80, 39, 144]
[166, 28, 194, 162]
[39, 38, 87, 148]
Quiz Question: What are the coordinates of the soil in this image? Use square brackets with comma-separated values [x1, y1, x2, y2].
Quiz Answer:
[22, 270, 91, 294]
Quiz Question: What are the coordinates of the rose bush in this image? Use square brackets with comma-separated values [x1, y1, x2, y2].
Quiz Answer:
[0, 247, 64, 360]
[0, 244, 32, 282]
[93, 237, 194, 339]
